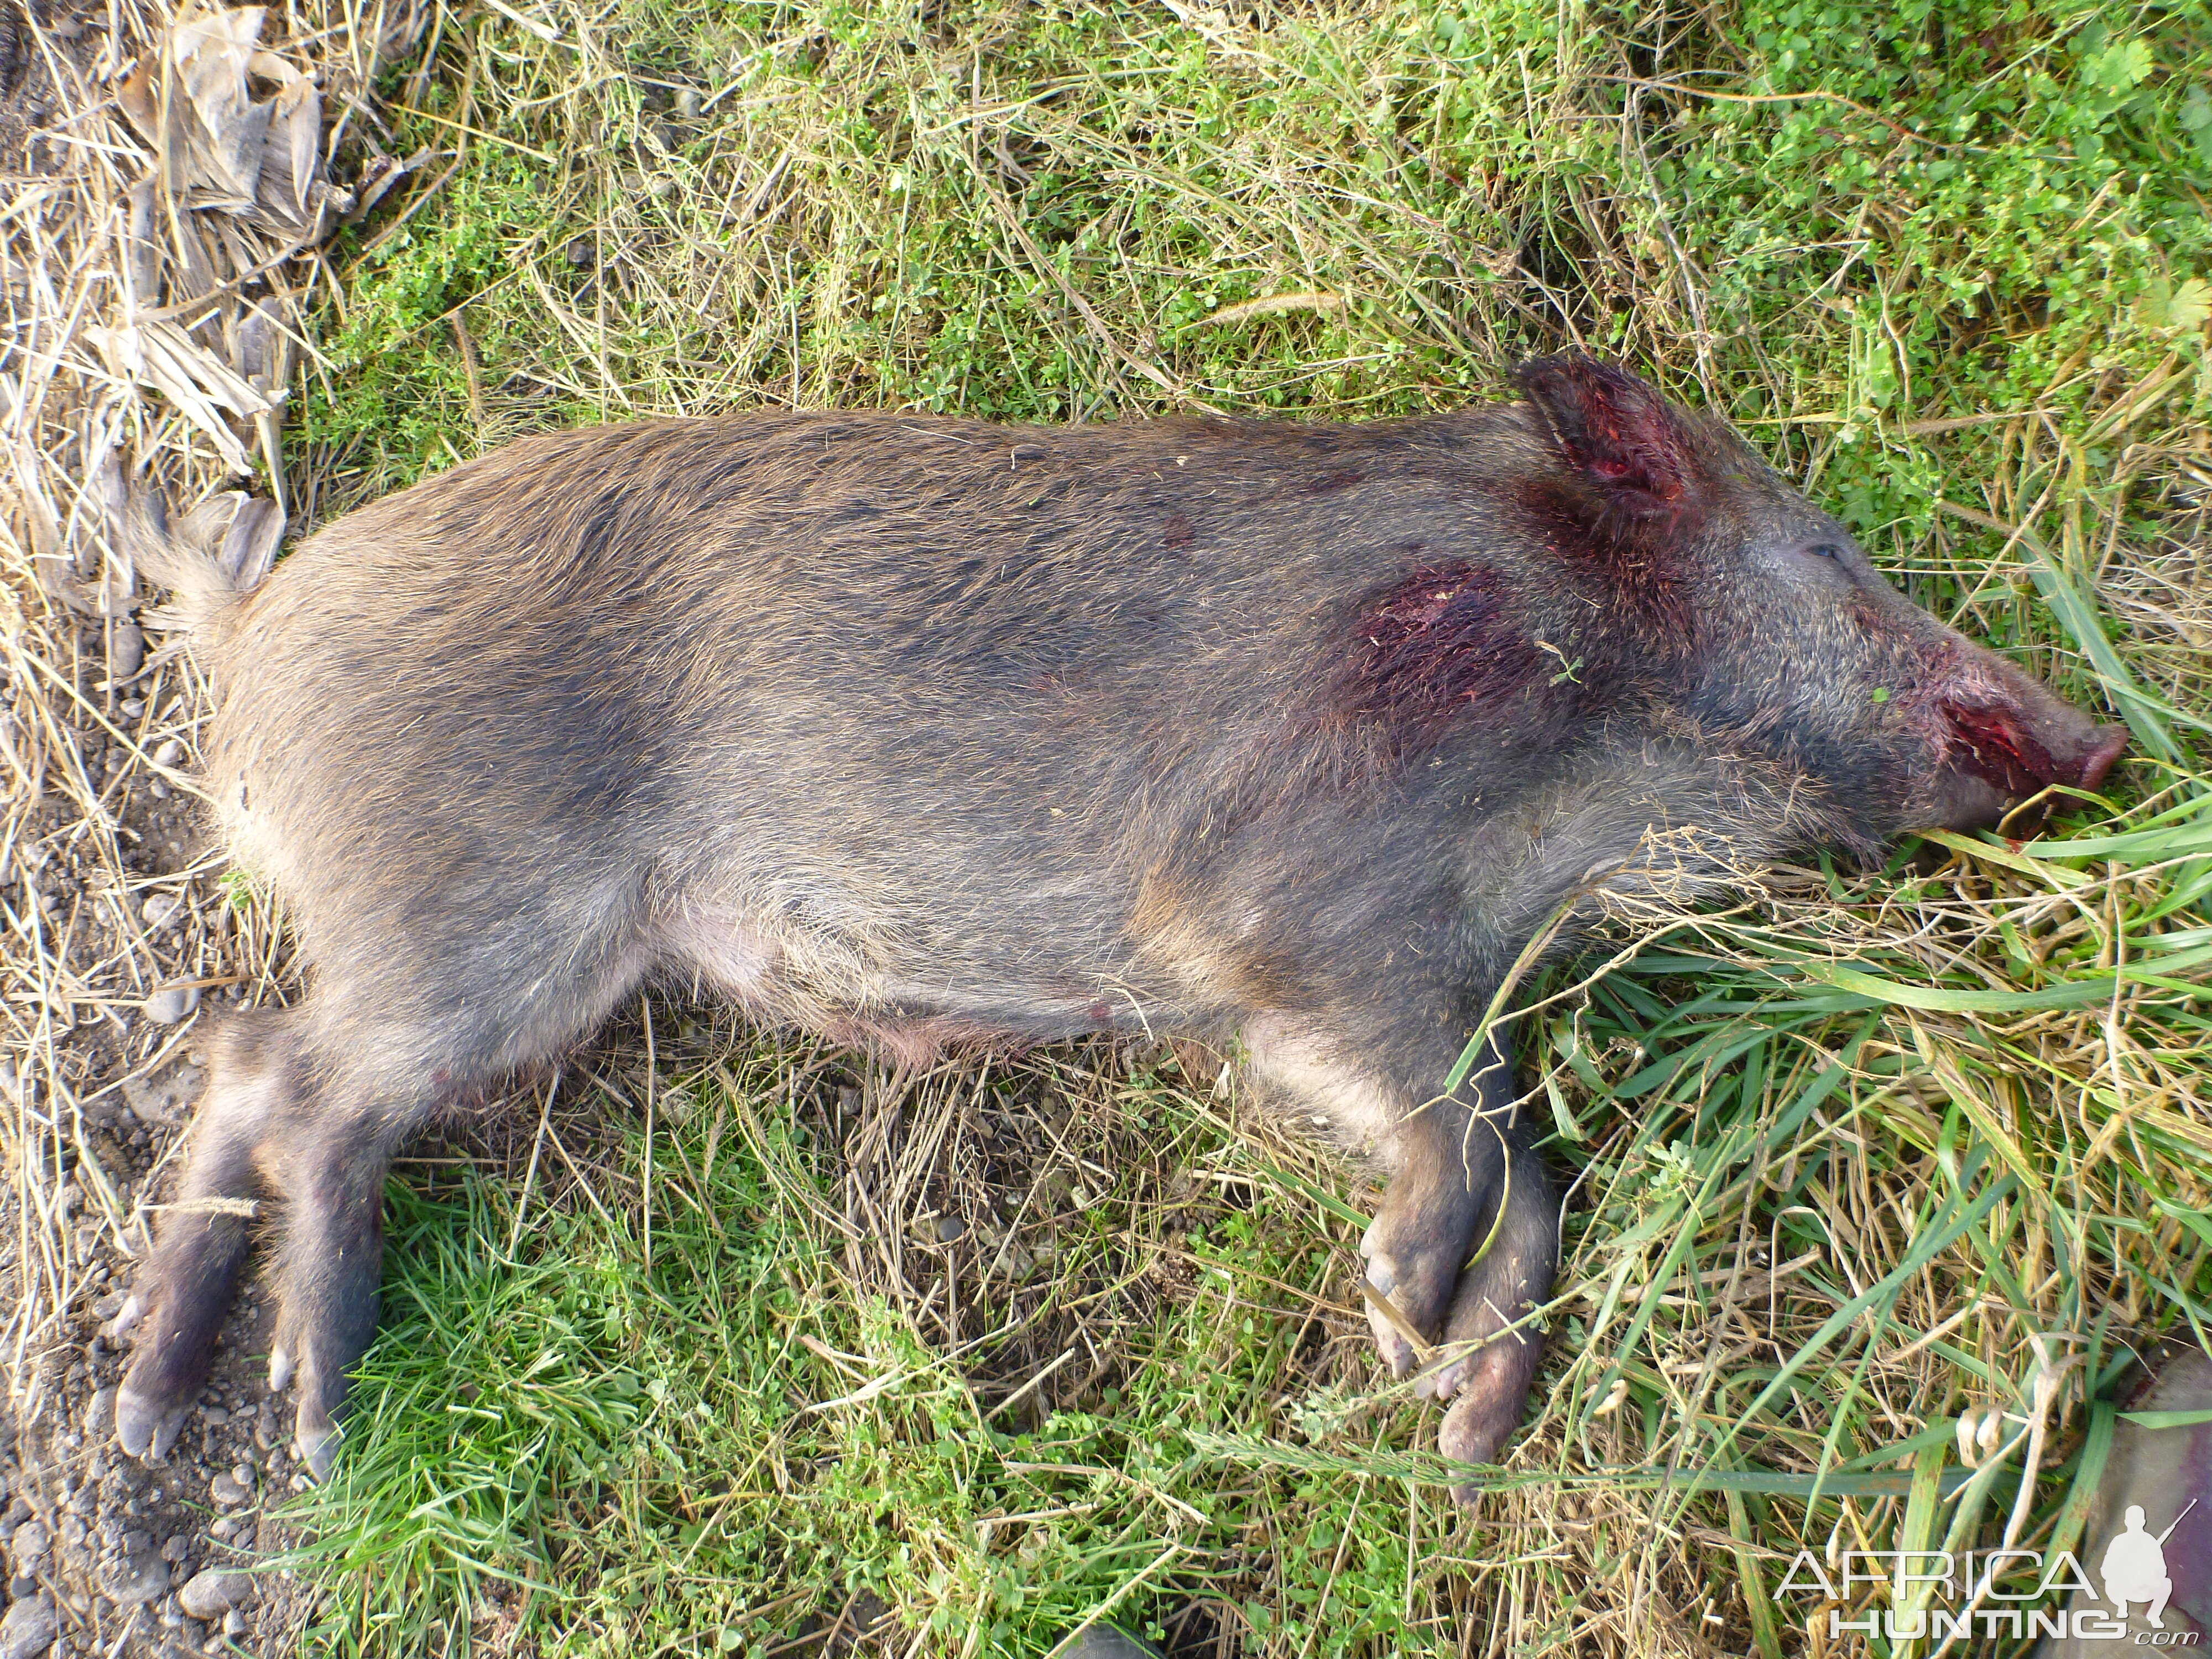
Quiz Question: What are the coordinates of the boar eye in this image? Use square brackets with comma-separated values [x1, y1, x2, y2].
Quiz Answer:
[1807, 543, 1845, 561]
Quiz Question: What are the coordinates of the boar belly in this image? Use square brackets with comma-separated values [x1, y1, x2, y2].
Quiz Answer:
[656, 905, 783, 997]
[655, 901, 1149, 1057]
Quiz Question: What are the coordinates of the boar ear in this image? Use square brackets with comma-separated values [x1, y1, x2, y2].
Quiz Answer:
[1514, 355, 1707, 520]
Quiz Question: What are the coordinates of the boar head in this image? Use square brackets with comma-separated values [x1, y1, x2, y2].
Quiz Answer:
[1514, 356, 2128, 846]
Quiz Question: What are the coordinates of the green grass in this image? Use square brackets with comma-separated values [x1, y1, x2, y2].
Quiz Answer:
[294, 1038, 1479, 1657]
[249, 0, 2212, 1653]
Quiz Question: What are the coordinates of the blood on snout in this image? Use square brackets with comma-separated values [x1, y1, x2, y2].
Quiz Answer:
[1938, 700, 2057, 798]
[1894, 632, 2124, 799]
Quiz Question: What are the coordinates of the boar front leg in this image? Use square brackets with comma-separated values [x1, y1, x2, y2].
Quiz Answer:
[1419, 1096, 1556, 1500]
[1244, 1015, 1556, 1491]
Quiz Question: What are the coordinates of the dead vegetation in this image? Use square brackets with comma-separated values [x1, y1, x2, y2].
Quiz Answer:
[0, 1, 2208, 1656]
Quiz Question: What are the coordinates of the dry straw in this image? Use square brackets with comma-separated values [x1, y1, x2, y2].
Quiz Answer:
[0, 0, 426, 1554]
[2, 2, 2209, 1655]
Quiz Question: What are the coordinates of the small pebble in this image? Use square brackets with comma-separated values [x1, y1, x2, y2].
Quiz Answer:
[0, 1595, 56, 1659]
[178, 1567, 250, 1620]
[106, 1535, 169, 1604]
[566, 236, 594, 268]
[674, 86, 701, 117]
[201, 1406, 228, 1427]
[207, 1472, 248, 1508]
[934, 1216, 966, 1243]
[142, 893, 184, 930]
[9, 1519, 49, 1572]
[110, 622, 145, 681]
[223, 1610, 247, 1636]
[145, 984, 201, 1025]
[231, 1464, 254, 1489]
[153, 737, 186, 768]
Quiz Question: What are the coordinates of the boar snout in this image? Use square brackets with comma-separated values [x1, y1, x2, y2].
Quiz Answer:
[1922, 649, 2128, 832]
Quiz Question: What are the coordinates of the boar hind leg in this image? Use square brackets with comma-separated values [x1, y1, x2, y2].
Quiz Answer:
[113, 1010, 295, 1460]
[112, 1003, 408, 1475]
[251, 932, 654, 1477]
[119, 913, 647, 1476]
[258, 1098, 405, 1481]
[250, 984, 632, 1478]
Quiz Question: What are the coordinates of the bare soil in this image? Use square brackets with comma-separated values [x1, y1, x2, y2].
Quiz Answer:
[0, 615, 314, 1658]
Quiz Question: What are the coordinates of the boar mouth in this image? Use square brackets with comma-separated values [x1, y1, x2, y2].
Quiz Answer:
[1938, 698, 2126, 800]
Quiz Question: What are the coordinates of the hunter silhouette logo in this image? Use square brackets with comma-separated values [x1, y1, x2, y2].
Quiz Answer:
[1780, 1499, 2203, 1644]
[2104, 1503, 2195, 1629]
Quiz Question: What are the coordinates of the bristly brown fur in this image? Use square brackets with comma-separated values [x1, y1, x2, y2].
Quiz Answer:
[105, 356, 2126, 1498]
